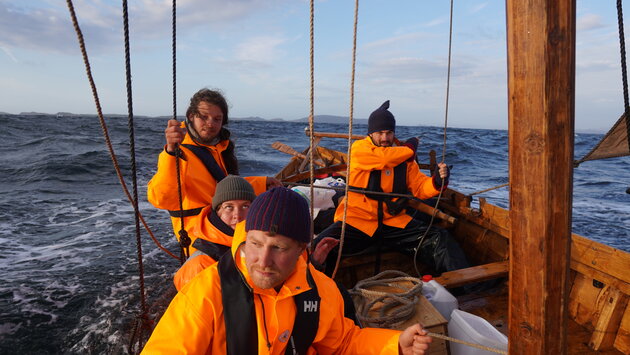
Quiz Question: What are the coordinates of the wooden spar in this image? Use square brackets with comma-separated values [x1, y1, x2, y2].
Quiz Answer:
[506, 0, 575, 354]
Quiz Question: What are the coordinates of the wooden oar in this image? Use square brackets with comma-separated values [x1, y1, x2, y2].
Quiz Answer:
[271, 141, 325, 167]
[304, 128, 364, 140]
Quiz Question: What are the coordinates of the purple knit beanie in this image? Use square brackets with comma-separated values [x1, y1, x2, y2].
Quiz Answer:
[245, 187, 312, 243]
[367, 100, 396, 134]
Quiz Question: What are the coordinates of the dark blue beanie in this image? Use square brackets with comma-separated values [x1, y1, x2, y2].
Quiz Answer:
[367, 100, 396, 134]
[245, 187, 311, 243]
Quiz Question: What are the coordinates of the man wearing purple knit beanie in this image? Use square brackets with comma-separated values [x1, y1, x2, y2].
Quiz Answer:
[143, 187, 432, 354]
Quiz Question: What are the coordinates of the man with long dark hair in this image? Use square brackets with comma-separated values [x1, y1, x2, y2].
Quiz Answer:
[147, 88, 280, 254]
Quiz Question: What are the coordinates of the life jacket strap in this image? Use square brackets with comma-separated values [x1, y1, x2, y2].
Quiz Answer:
[181, 143, 227, 183]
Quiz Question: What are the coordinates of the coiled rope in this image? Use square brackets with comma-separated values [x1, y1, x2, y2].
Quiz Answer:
[351, 271, 507, 355]
[64, 0, 177, 262]
[349, 270, 423, 329]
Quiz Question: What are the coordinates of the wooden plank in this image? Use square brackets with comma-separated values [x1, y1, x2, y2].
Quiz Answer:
[506, 1, 575, 354]
[568, 273, 601, 328]
[614, 303, 630, 354]
[571, 234, 630, 288]
[434, 261, 509, 289]
[589, 287, 629, 350]
[570, 260, 630, 296]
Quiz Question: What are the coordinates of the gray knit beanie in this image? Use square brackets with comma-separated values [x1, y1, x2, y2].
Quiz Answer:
[212, 175, 256, 210]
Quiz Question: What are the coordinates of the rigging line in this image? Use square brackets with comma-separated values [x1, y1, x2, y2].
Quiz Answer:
[308, 0, 316, 247]
[413, 0, 454, 278]
[171, 0, 190, 263]
[618, 0, 630, 114]
[333, 0, 359, 280]
[64, 0, 178, 261]
[122, 0, 148, 321]
[467, 182, 509, 197]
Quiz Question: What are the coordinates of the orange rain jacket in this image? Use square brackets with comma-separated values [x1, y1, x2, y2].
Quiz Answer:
[334, 137, 441, 236]
[173, 205, 234, 291]
[147, 127, 266, 249]
[142, 222, 403, 355]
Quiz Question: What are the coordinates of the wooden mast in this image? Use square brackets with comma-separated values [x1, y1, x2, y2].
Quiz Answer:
[506, 0, 575, 354]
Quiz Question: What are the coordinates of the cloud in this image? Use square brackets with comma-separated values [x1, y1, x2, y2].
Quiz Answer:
[577, 14, 606, 32]
[470, 2, 488, 14]
[363, 32, 432, 50]
[234, 35, 287, 65]
[1, 45, 18, 63]
[362, 56, 473, 84]
[0, 0, 285, 54]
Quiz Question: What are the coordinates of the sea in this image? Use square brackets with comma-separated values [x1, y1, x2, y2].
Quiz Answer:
[0, 113, 628, 354]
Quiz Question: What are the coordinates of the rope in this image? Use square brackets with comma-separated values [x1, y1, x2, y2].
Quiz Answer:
[170, 0, 191, 264]
[333, 0, 360, 280]
[618, 0, 630, 115]
[427, 331, 508, 355]
[350, 270, 508, 354]
[283, 181, 433, 201]
[349, 270, 423, 329]
[122, 0, 149, 331]
[413, 0, 454, 277]
[308, 0, 316, 247]
[64, 0, 177, 261]
[467, 183, 509, 197]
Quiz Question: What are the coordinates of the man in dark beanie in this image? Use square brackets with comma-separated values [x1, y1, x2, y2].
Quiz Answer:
[143, 187, 433, 354]
[313, 100, 469, 277]
[172, 175, 257, 290]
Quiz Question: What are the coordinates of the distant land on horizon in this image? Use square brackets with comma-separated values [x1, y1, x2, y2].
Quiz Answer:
[1, 111, 607, 133]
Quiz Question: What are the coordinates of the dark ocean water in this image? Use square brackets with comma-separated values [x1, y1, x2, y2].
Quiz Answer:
[0, 113, 628, 353]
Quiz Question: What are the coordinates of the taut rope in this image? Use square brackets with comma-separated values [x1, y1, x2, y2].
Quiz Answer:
[333, 0, 360, 280]
[308, 0, 316, 245]
[467, 183, 509, 197]
[64, 0, 177, 260]
[413, 0, 455, 277]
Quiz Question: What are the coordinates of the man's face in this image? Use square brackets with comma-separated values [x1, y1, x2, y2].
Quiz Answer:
[244, 230, 305, 291]
[191, 101, 223, 143]
[370, 130, 395, 147]
[216, 200, 251, 229]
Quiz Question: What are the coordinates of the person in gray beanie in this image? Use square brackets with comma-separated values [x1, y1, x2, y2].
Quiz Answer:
[173, 175, 256, 290]
[313, 100, 470, 278]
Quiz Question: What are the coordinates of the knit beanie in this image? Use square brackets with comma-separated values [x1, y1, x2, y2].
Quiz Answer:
[245, 187, 311, 243]
[367, 100, 396, 134]
[212, 175, 256, 210]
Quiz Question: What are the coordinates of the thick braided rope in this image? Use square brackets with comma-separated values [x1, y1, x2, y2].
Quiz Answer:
[349, 271, 423, 328]
[64, 0, 177, 260]
[122, 0, 149, 324]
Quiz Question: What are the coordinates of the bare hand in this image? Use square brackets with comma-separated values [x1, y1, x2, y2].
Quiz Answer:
[165, 120, 187, 153]
[398, 324, 432, 355]
[266, 177, 283, 189]
[311, 237, 339, 265]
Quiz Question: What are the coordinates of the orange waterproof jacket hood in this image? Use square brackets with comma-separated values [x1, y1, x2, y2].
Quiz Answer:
[334, 137, 440, 236]
[173, 205, 234, 290]
[142, 222, 403, 355]
[147, 123, 267, 240]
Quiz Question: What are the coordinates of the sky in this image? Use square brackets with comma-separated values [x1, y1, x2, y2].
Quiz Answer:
[0, 0, 626, 131]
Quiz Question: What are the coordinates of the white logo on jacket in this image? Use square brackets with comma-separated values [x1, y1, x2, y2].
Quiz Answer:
[303, 300, 318, 312]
